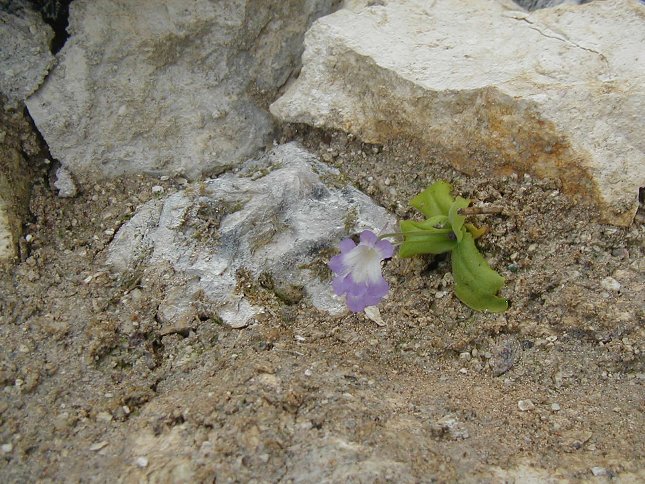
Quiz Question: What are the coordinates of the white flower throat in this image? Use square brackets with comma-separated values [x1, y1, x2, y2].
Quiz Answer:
[343, 245, 382, 284]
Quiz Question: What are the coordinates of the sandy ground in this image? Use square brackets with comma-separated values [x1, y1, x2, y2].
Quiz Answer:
[1, 125, 643, 482]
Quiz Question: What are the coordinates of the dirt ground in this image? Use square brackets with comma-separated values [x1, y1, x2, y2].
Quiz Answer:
[1, 123, 643, 482]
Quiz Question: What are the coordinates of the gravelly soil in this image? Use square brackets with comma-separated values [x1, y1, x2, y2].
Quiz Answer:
[1, 125, 643, 482]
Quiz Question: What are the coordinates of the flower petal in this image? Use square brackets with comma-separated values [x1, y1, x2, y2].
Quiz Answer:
[331, 274, 352, 295]
[346, 293, 369, 312]
[328, 254, 345, 274]
[339, 238, 356, 253]
[375, 238, 394, 259]
[359, 230, 378, 246]
[365, 276, 389, 299]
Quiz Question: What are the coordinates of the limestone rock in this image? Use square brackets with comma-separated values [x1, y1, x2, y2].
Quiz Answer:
[106, 143, 394, 328]
[0, 0, 55, 106]
[271, 0, 645, 226]
[53, 166, 78, 198]
[26, 0, 337, 184]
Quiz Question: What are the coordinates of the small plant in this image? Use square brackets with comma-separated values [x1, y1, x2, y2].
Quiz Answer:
[329, 181, 508, 313]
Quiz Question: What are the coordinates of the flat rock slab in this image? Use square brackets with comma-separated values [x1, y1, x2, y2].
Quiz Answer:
[26, 0, 335, 183]
[106, 143, 394, 328]
[271, 0, 645, 226]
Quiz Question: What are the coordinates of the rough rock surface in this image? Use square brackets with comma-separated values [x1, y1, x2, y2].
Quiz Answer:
[0, 99, 43, 264]
[26, 0, 338, 183]
[0, 0, 55, 106]
[106, 142, 394, 327]
[271, 0, 645, 226]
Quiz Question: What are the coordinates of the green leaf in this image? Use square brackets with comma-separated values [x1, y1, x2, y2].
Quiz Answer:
[451, 232, 508, 313]
[448, 196, 470, 242]
[410, 181, 454, 218]
[404, 217, 451, 233]
[399, 220, 457, 257]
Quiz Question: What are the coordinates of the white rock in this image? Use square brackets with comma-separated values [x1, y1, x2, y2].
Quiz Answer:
[54, 166, 78, 198]
[591, 466, 608, 477]
[106, 143, 394, 328]
[364, 306, 385, 327]
[0, 0, 55, 106]
[96, 411, 113, 423]
[518, 399, 535, 411]
[271, 0, 645, 226]
[600, 276, 621, 292]
[1, 443, 13, 453]
[26, 0, 336, 184]
[135, 456, 149, 468]
[89, 441, 108, 451]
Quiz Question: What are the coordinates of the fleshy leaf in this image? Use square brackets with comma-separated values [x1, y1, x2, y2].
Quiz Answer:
[451, 232, 508, 313]
[410, 181, 454, 218]
[448, 196, 470, 242]
[399, 220, 457, 257]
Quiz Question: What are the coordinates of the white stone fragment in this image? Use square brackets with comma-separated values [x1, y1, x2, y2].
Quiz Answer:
[600, 276, 621, 292]
[271, 0, 645, 226]
[89, 441, 108, 451]
[106, 143, 394, 328]
[54, 166, 78, 198]
[135, 456, 149, 468]
[364, 306, 386, 327]
[591, 466, 608, 477]
[518, 399, 535, 411]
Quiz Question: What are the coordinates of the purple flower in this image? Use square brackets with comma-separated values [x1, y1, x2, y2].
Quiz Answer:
[328, 230, 394, 313]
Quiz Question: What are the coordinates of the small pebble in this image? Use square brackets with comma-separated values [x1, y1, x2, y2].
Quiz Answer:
[96, 411, 113, 423]
[1, 443, 13, 453]
[151, 185, 164, 193]
[89, 441, 108, 451]
[600, 276, 621, 292]
[304, 369, 312, 377]
[25, 234, 33, 242]
[459, 368, 468, 374]
[551, 403, 561, 412]
[135, 456, 149, 468]
[518, 399, 535, 411]
[591, 467, 607, 477]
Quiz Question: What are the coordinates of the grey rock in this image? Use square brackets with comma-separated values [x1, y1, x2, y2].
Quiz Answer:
[26, 0, 337, 184]
[271, 0, 645, 226]
[514, 0, 592, 10]
[490, 336, 522, 376]
[53, 166, 78, 198]
[106, 143, 394, 328]
[0, 0, 55, 106]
